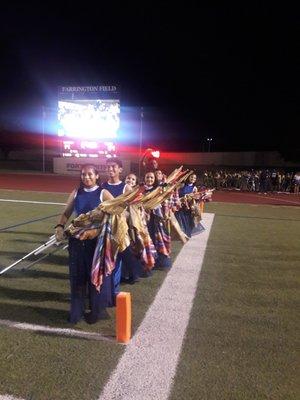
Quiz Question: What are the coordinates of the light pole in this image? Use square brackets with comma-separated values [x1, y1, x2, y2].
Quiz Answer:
[207, 137, 212, 152]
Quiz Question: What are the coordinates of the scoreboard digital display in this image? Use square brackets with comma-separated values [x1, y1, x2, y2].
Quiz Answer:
[58, 99, 120, 139]
[57, 85, 120, 157]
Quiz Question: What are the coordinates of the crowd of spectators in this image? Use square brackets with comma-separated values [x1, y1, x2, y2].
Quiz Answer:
[199, 169, 300, 193]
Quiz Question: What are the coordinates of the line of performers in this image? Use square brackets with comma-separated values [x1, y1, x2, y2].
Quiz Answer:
[54, 158, 213, 324]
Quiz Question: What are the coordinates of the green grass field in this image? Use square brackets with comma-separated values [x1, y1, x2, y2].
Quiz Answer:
[0, 189, 299, 399]
[170, 203, 300, 400]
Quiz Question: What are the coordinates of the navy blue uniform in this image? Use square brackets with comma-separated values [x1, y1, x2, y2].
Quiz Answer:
[176, 183, 205, 237]
[102, 180, 142, 288]
[144, 186, 172, 269]
[176, 184, 195, 238]
[101, 181, 126, 197]
[68, 186, 102, 323]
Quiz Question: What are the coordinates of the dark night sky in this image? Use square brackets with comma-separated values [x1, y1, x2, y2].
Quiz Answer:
[0, 3, 298, 152]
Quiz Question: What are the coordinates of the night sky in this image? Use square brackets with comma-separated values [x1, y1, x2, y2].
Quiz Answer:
[0, 3, 298, 153]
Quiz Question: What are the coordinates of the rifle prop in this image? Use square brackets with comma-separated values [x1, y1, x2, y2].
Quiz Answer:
[0, 235, 67, 275]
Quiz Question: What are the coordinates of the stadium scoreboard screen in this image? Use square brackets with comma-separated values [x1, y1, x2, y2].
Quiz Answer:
[57, 86, 119, 158]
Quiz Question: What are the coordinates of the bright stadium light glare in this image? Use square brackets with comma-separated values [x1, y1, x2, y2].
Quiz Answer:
[80, 141, 98, 149]
[104, 142, 116, 152]
[58, 99, 120, 140]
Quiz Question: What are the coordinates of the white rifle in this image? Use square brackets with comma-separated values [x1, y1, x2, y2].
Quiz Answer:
[0, 235, 67, 275]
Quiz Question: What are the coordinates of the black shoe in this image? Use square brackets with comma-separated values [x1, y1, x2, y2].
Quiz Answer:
[140, 270, 153, 278]
[128, 276, 140, 284]
[67, 316, 82, 324]
[84, 313, 98, 325]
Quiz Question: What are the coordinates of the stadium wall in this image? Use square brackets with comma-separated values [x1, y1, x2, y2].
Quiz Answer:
[53, 151, 299, 175]
[0, 150, 299, 174]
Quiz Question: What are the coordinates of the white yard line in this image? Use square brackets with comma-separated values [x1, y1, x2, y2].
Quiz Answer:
[0, 189, 70, 195]
[0, 319, 115, 343]
[98, 212, 215, 400]
[0, 213, 214, 400]
[0, 199, 66, 205]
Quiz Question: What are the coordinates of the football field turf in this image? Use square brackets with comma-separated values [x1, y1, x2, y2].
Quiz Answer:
[0, 189, 299, 400]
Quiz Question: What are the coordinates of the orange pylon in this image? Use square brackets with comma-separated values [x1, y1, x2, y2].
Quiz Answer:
[116, 292, 131, 343]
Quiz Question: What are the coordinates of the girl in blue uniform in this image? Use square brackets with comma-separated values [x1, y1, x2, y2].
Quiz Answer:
[55, 164, 107, 324]
[143, 172, 172, 269]
[175, 173, 198, 238]
[143, 172, 157, 246]
[102, 158, 142, 288]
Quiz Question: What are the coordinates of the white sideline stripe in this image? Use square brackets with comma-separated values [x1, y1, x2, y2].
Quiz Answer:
[0, 395, 24, 400]
[232, 192, 300, 205]
[98, 213, 215, 400]
[0, 319, 115, 343]
[252, 195, 300, 205]
[0, 199, 66, 206]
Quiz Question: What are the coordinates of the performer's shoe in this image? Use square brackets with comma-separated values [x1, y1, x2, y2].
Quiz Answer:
[67, 316, 82, 324]
[140, 270, 153, 278]
[84, 312, 98, 325]
[128, 276, 140, 284]
[85, 309, 110, 323]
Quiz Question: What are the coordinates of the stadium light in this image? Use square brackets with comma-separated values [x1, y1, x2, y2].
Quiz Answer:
[206, 137, 213, 152]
